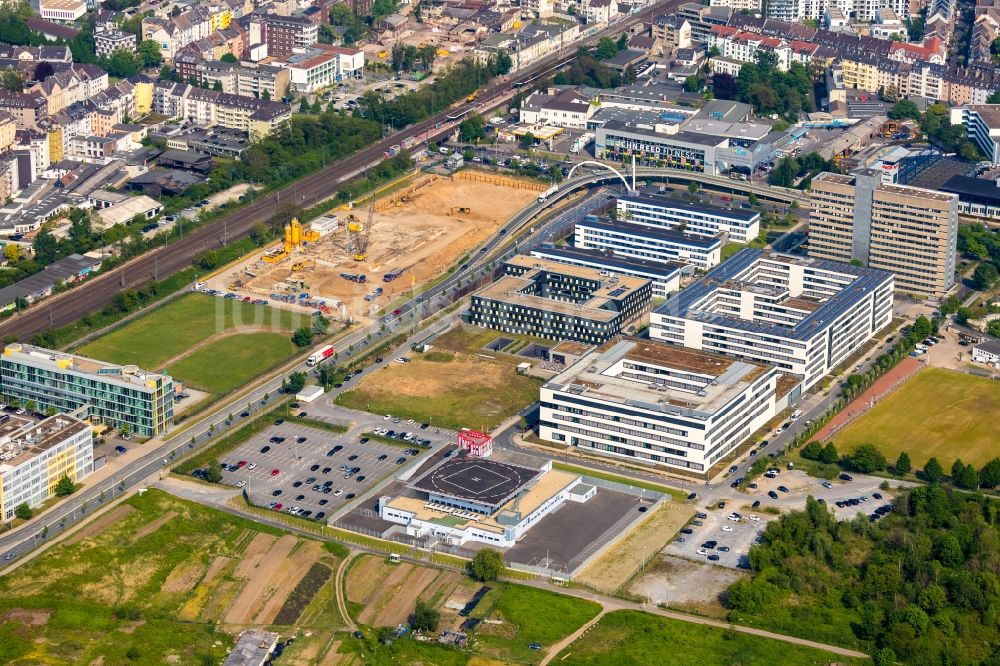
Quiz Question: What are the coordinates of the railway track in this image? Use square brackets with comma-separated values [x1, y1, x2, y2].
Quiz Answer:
[0, 0, 683, 343]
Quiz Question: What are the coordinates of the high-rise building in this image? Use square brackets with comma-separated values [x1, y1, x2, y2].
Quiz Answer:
[0, 343, 173, 437]
[808, 170, 959, 298]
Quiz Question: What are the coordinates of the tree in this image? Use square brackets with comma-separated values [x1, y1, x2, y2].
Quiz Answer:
[683, 75, 701, 93]
[888, 99, 920, 121]
[292, 327, 314, 347]
[411, 599, 439, 631]
[980, 458, 1000, 488]
[923, 456, 944, 482]
[212, 79, 223, 91]
[137, 40, 162, 68]
[458, 113, 486, 142]
[14, 502, 31, 520]
[712, 72, 738, 100]
[286, 371, 307, 393]
[911, 315, 933, 340]
[103, 49, 140, 78]
[819, 442, 839, 464]
[872, 647, 896, 666]
[987, 319, 1000, 339]
[220, 52, 238, 64]
[299, 96, 310, 113]
[204, 458, 222, 483]
[895, 451, 912, 475]
[0, 67, 22, 92]
[959, 463, 980, 489]
[519, 131, 535, 150]
[848, 444, 887, 473]
[748, 192, 758, 206]
[595, 36, 619, 60]
[726, 577, 773, 613]
[54, 475, 77, 497]
[469, 548, 505, 581]
[3, 243, 21, 263]
[687, 181, 700, 194]
[800, 441, 822, 460]
[951, 458, 966, 482]
[974, 262, 1000, 290]
[32, 61, 53, 82]
[956, 306, 973, 325]
[33, 229, 58, 265]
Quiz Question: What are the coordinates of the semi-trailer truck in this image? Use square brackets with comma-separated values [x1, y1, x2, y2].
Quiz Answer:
[307, 345, 335, 366]
[538, 185, 559, 202]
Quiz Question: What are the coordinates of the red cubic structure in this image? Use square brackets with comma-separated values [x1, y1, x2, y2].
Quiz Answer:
[457, 429, 493, 458]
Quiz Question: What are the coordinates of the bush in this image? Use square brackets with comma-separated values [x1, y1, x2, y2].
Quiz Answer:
[800, 441, 822, 460]
[14, 502, 31, 520]
[818, 442, 838, 465]
[54, 475, 77, 497]
[204, 459, 222, 484]
[847, 444, 887, 474]
[292, 327, 314, 347]
[411, 599, 439, 631]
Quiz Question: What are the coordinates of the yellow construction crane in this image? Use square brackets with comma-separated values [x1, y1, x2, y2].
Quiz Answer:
[346, 198, 375, 261]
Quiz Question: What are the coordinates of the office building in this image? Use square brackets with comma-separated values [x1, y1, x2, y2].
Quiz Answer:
[650, 249, 894, 392]
[468, 255, 651, 345]
[529, 245, 684, 298]
[574, 217, 722, 269]
[540, 338, 786, 475]
[250, 14, 319, 59]
[0, 343, 174, 437]
[951, 105, 1000, 164]
[95, 30, 137, 59]
[616, 193, 761, 243]
[0, 413, 93, 522]
[809, 170, 959, 298]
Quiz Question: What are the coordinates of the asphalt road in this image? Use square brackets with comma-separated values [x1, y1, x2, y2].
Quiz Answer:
[0, 182, 611, 561]
[0, 1, 685, 345]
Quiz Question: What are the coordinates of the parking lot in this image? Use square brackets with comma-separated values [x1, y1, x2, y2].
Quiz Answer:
[216, 421, 427, 521]
[666, 501, 770, 570]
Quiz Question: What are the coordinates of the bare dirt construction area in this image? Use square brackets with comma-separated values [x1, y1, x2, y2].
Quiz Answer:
[575, 502, 695, 593]
[346, 554, 467, 628]
[225, 174, 539, 323]
[629, 555, 747, 617]
[224, 534, 324, 625]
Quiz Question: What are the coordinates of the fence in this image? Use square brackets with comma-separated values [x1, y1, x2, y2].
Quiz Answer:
[453, 170, 547, 192]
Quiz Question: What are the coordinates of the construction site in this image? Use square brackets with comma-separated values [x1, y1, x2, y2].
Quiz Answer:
[206, 172, 544, 324]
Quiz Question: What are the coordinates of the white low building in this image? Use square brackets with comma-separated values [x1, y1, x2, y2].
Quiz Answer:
[616, 193, 761, 244]
[0, 413, 93, 522]
[540, 339, 787, 475]
[574, 217, 722, 269]
[650, 249, 895, 392]
[972, 339, 1000, 366]
[378, 457, 594, 548]
[277, 44, 365, 94]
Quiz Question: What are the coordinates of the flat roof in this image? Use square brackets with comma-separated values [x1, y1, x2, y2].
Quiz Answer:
[618, 191, 761, 222]
[410, 457, 540, 511]
[529, 246, 685, 279]
[2, 343, 170, 390]
[940, 175, 1000, 203]
[600, 121, 727, 146]
[655, 248, 894, 342]
[576, 218, 723, 249]
[0, 414, 90, 472]
[545, 338, 774, 418]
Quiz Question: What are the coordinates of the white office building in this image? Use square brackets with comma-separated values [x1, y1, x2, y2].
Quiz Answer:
[575, 218, 722, 269]
[540, 339, 784, 474]
[530, 245, 685, 299]
[0, 413, 93, 522]
[650, 249, 894, 392]
[951, 106, 1000, 165]
[616, 193, 761, 243]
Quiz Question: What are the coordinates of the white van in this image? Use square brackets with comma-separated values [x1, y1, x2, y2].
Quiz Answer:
[791, 409, 802, 421]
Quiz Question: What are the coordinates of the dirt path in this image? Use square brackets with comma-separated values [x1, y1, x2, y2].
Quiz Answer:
[812, 356, 924, 443]
[334, 552, 357, 631]
[132, 510, 177, 542]
[540, 608, 608, 666]
[225, 534, 298, 624]
[63, 505, 134, 546]
[155, 327, 292, 369]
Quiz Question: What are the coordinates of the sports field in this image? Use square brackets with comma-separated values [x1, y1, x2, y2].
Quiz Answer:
[76, 293, 306, 395]
[335, 350, 540, 431]
[832, 367, 1000, 468]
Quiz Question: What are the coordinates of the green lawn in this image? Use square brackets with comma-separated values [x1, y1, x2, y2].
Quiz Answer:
[553, 462, 688, 500]
[335, 352, 539, 431]
[831, 367, 1000, 468]
[555, 610, 865, 665]
[166, 332, 296, 394]
[0, 489, 290, 665]
[76, 292, 302, 371]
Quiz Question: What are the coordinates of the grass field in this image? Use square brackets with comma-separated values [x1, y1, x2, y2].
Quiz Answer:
[831, 367, 1000, 468]
[336, 350, 540, 431]
[0, 489, 348, 665]
[76, 293, 306, 395]
[555, 610, 865, 665]
[552, 463, 688, 500]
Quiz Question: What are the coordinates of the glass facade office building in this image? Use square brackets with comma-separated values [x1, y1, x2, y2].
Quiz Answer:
[0, 344, 173, 437]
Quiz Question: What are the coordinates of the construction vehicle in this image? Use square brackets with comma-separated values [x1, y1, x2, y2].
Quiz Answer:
[449, 207, 470, 215]
[346, 197, 374, 262]
[340, 273, 367, 284]
[466, 91, 478, 103]
[291, 259, 315, 272]
[383, 268, 405, 282]
[262, 217, 312, 263]
[307, 345, 335, 366]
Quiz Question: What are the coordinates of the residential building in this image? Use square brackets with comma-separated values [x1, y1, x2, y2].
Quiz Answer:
[468, 255, 652, 345]
[95, 30, 138, 59]
[0, 92, 48, 130]
[0, 413, 93, 522]
[709, 0, 762, 13]
[540, 338, 785, 474]
[616, 193, 761, 243]
[952, 105, 1000, 164]
[649, 249, 895, 391]
[518, 87, 595, 129]
[249, 14, 318, 58]
[153, 81, 292, 138]
[529, 245, 684, 298]
[808, 170, 959, 298]
[196, 60, 290, 99]
[574, 217, 723, 269]
[583, 0, 619, 24]
[277, 44, 364, 93]
[0, 343, 174, 436]
[40, 0, 86, 22]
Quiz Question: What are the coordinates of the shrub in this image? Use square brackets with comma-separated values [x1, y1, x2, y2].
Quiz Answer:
[469, 548, 505, 581]
[847, 444, 886, 474]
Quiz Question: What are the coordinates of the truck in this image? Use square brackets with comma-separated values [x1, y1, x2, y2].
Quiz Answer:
[383, 268, 405, 282]
[466, 91, 479, 103]
[340, 273, 367, 284]
[307, 345, 335, 366]
[537, 184, 559, 203]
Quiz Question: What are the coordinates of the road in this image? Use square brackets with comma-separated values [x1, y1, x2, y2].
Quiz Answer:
[0, 179, 613, 561]
[0, 2, 686, 345]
